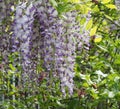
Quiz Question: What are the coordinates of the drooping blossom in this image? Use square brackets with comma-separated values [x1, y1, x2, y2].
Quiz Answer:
[2, 0, 91, 96]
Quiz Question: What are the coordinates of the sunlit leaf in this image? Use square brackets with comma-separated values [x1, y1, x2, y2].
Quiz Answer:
[114, 60, 120, 64]
[81, 5, 91, 14]
[114, 76, 120, 83]
[92, 5, 99, 12]
[85, 75, 93, 85]
[99, 79, 107, 85]
[86, 18, 93, 30]
[83, 82, 89, 87]
[104, 14, 113, 21]
[95, 70, 107, 77]
[94, 36, 102, 43]
[80, 73, 86, 79]
[108, 91, 115, 98]
[9, 64, 16, 71]
[70, 0, 80, 3]
[90, 26, 97, 36]
[50, 0, 58, 7]
[106, 4, 117, 9]
[102, 20, 107, 25]
[80, 17, 86, 25]
[9, 32, 13, 35]
[114, 55, 120, 64]
[56, 100, 66, 107]
[90, 88, 99, 99]
[8, 70, 15, 74]
[101, 0, 111, 4]
[5, 25, 9, 32]
[96, 45, 108, 52]
[61, 15, 67, 20]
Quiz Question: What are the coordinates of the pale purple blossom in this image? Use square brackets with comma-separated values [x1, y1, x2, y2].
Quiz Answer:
[1, 0, 90, 96]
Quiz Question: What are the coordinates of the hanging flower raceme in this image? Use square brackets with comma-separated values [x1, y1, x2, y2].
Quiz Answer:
[34, 0, 77, 96]
[0, 0, 5, 24]
[12, 2, 36, 85]
[0, 0, 6, 62]
[11, 0, 90, 96]
[0, 0, 14, 66]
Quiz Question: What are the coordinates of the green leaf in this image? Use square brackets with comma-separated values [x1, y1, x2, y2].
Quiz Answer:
[8, 105, 15, 109]
[80, 73, 86, 79]
[108, 91, 115, 98]
[75, 4, 81, 10]
[105, 4, 117, 9]
[92, 5, 100, 12]
[104, 14, 113, 20]
[5, 25, 9, 32]
[8, 70, 15, 74]
[114, 55, 120, 65]
[90, 88, 99, 99]
[70, 0, 80, 3]
[94, 37, 102, 43]
[99, 79, 107, 86]
[90, 26, 97, 36]
[114, 60, 120, 64]
[96, 45, 108, 52]
[56, 100, 66, 107]
[95, 70, 107, 77]
[83, 82, 89, 87]
[101, 0, 111, 4]
[9, 64, 16, 71]
[86, 18, 93, 30]
[80, 17, 86, 25]
[114, 76, 120, 83]
[61, 15, 67, 20]
[85, 75, 93, 85]
[50, 0, 58, 7]
[81, 5, 91, 14]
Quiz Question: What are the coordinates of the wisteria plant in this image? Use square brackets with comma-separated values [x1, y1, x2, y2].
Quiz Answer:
[0, 0, 120, 109]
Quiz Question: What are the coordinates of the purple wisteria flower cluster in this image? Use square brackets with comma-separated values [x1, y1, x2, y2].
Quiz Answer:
[12, 2, 36, 86]
[0, 0, 14, 66]
[0, 0, 90, 96]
